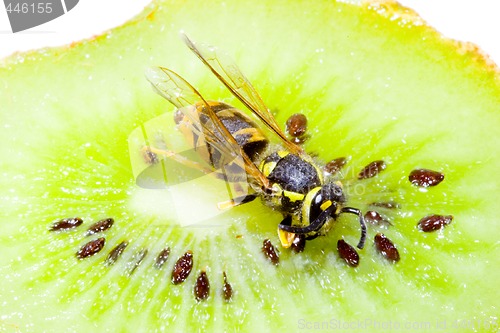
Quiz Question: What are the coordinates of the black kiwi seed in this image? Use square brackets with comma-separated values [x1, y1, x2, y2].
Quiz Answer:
[292, 136, 309, 144]
[374, 233, 400, 262]
[154, 247, 170, 269]
[171, 251, 194, 285]
[222, 272, 233, 302]
[262, 239, 279, 265]
[105, 241, 129, 266]
[364, 210, 392, 226]
[409, 168, 444, 187]
[418, 214, 453, 232]
[358, 160, 387, 179]
[336, 239, 360, 267]
[49, 217, 83, 231]
[76, 237, 105, 259]
[126, 249, 148, 275]
[194, 271, 210, 301]
[85, 218, 114, 236]
[286, 113, 307, 137]
[290, 234, 306, 253]
[324, 157, 347, 175]
[370, 201, 401, 209]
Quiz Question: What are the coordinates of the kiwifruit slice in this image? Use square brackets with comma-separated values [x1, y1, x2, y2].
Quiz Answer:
[1, 0, 499, 331]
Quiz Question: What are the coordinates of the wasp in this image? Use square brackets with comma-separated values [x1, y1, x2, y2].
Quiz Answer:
[142, 34, 367, 250]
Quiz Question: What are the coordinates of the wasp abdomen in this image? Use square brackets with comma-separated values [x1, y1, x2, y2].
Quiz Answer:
[176, 101, 268, 169]
[217, 108, 268, 161]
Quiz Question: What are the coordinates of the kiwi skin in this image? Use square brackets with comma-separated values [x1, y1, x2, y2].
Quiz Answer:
[1, 0, 500, 332]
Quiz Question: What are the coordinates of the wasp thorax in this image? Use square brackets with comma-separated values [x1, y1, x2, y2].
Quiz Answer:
[266, 153, 321, 194]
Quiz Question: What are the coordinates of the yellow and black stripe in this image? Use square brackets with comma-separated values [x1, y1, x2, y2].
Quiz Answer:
[176, 101, 269, 170]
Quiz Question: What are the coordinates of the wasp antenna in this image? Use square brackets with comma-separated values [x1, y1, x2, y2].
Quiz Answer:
[340, 207, 367, 249]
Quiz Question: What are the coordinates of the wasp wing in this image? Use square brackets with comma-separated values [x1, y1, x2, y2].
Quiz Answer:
[145, 66, 271, 191]
[182, 34, 303, 156]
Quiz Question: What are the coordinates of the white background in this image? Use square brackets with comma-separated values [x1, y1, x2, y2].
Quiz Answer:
[1, 0, 499, 66]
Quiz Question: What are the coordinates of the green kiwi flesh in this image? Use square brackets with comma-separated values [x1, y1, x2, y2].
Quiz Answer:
[1, 0, 500, 331]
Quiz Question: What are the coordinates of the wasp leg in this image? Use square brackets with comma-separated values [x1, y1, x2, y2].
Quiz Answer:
[141, 145, 216, 175]
[339, 207, 367, 250]
[278, 205, 336, 235]
[217, 193, 258, 210]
